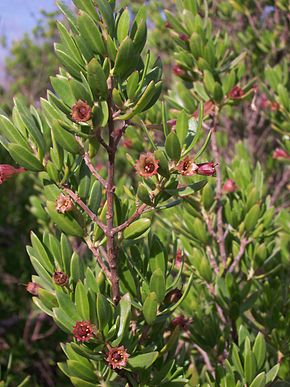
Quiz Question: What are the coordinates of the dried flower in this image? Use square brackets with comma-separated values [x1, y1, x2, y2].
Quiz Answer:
[179, 33, 189, 41]
[106, 345, 129, 369]
[172, 315, 190, 330]
[56, 193, 73, 214]
[273, 148, 290, 160]
[223, 179, 237, 193]
[228, 86, 244, 99]
[134, 152, 159, 178]
[53, 271, 69, 286]
[165, 288, 183, 304]
[176, 156, 198, 176]
[173, 64, 185, 77]
[26, 282, 40, 296]
[73, 321, 95, 342]
[0, 164, 26, 184]
[71, 100, 92, 122]
[196, 162, 216, 176]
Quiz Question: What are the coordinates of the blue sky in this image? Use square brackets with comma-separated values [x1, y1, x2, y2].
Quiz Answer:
[0, 0, 71, 82]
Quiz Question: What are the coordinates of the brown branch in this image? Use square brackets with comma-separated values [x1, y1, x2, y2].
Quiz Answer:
[211, 118, 227, 266]
[63, 187, 107, 233]
[193, 344, 215, 377]
[270, 168, 290, 206]
[228, 237, 250, 273]
[83, 152, 107, 188]
[206, 246, 219, 275]
[85, 237, 111, 278]
[112, 203, 148, 235]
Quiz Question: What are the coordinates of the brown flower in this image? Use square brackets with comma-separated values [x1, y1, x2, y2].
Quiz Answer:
[26, 282, 40, 296]
[0, 164, 26, 184]
[223, 179, 237, 193]
[134, 152, 159, 178]
[106, 346, 129, 369]
[73, 321, 95, 342]
[196, 162, 216, 176]
[228, 86, 244, 99]
[71, 100, 92, 122]
[53, 271, 69, 286]
[176, 156, 198, 176]
[56, 193, 73, 214]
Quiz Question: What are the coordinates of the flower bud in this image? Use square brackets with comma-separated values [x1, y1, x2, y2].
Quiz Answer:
[173, 64, 185, 77]
[71, 100, 92, 122]
[0, 164, 26, 184]
[165, 288, 183, 304]
[179, 33, 189, 41]
[165, 21, 172, 29]
[175, 249, 183, 268]
[106, 346, 130, 370]
[26, 282, 40, 296]
[73, 320, 95, 342]
[134, 152, 159, 179]
[223, 179, 237, 193]
[172, 315, 190, 330]
[273, 148, 290, 160]
[196, 162, 216, 176]
[52, 271, 69, 286]
[228, 86, 244, 99]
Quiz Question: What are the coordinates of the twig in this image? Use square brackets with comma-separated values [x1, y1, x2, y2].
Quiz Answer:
[112, 203, 147, 235]
[206, 246, 219, 275]
[83, 152, 107, 188]
[270, 168, 290, 206]
[211, 117, 227, 266]
[63, 187, 107, 232]
[85, 237, 111, 278]
[228, 237, 250, 273]
[193, 344, 215, 377]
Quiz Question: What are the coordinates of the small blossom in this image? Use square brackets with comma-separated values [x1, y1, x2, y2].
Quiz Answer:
[173, 64, 185, 77]
[123, 139, 133, 149]
[0, 164, 26, 184]
[26, 282, 40, 296]
[179, 33, 189, 41]
[134, 152, 159, 178]
[165, 288, 183, 304]
[165, 21, 172, 29]
[176, 156, 198, 176]
[175, 249, 183, 268]
[273, 148, 290, 160]
[172, 315, 190, 330]
[56, 193, 73, 214]
[106, 345, 129, 369]
[73, 321, 95, 342]
[53, 271, 69, 286]
[71, 100, 92, 122]
[270, 101, 279, 111]
[223, 179, 237, 193]
[228, 86, 244, 99]
[196, 162, 216, 176]
[260, 93, 269, 109]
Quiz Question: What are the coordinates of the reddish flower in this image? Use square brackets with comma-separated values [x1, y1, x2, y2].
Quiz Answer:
[0, 164, 26, 184]
[270, 101, 280, 111]
[273, 148, 290, 160]
[223, 179, 237, 193]
[175, 249, 183, 268]
[173, 64, 185, 77]
[53, 271, 69, 286]
[260, 93, 269, 109]
[106, 346, 129, 369]
[179, 33, 189, 41]
[26, 282, 40, 296]
[172, 315, 190, 330]
[123, 139, 133, 149]
[134, 152, 159, 178]
[228, 86, 244, 99]
[73, 321, 95, 342]
[176, 156, 198, 176]
[196, 162, 216, 176]
[165, 288, 183, 304]
[193, 100, 215, 119]
[55, 193, 73, 214]
[71, 100, 92, 122]
[165, 21, 172, 29]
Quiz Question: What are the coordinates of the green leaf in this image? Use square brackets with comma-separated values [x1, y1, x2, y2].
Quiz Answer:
[52, 120, 80, 154]
[46, 201, 84, 237]
[128, 351, 159, 370]
[154, 149, 170, 179]
[70, 252, 85, 283]
[124, 218, 151, 239]
[231, 344, 244, 377]
[96, 293, 112, 331]
[94, 0, 115, 36]
[114, 37, 139, 80]
[87, 58, 108, 100]
[150, 269, 166, 304]
[127, 71, 139, 100]
[56, 291, 82, 322]
[78, 12, 106, 57]
[149, 235, 166, 273]
[61, 233, 72, 275]
[165, 132, 181, 161]
[250, 372, 266, 387]
[137, 184, 153, 206]
[253, 333, 266, 370]
[8, 143, 43, 171]
[57, 22, 83, 65]
[244, 351, 257, 384]
[117, 8, 130, 42]
[176, 110, 189, 146]
[266, 364, 279, 383]
[55, 47, 84, 80]
[70, 378, 97, 387]
[72, 0, 98, 21]
[0, 115, 29, 148]
[67, 360, 97, 383]
[244, 204, 261, 232]
[75, 281, 90, 320]
[203, 70, 215, 96]
[143, 292, 158, 325]
[30, 232, 54, 273]
[112, 293, 131, 346]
